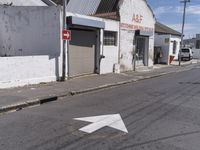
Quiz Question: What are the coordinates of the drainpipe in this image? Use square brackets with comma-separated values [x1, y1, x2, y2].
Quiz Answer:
[101, 29, 105, 57]
[133, 31, 137, 71]
[133, 44, 136, 71]
[61, 0, 67, 81]
[118, 23, 121, 64]
[100, 29, 106, 73]
[66, 1, 70, 79]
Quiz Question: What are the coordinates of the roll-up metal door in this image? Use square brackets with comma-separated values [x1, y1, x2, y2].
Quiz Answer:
[69, 29, 96, 77]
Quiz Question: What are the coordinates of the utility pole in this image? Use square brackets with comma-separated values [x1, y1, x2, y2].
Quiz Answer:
[61, 0, 67, 81]
[179, 0, 190, 66]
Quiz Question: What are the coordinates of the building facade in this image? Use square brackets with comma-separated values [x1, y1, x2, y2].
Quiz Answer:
[0, 6, 120, 88]
[118, 0, 155, 71]
[66, 13, 120, 77]
[154, 22, 181, 64]
[0, 6, 62, 88]
[184, 34, 200, 59]
[0, 0, 156, 88]
[67, 0, 155, 72]
[184, 34, 200, 50]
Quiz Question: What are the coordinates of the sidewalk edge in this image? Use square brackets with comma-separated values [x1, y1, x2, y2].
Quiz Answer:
[0, 66, 195, 114]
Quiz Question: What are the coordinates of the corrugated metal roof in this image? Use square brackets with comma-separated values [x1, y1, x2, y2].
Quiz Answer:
[42, 0, 56, 6]
[0, 0, 47, 6]
[66, 0, 154, 22]
[67, 0, 101, 15]
[155, 22, 181, 36]
[96, 0, 119, 14]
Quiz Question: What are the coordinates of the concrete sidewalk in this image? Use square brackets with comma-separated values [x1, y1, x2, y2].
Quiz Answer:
[171, 59, 200, 66]
[0, 62, 199, 114]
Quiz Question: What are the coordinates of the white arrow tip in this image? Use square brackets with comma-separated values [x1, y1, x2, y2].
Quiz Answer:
[74, 114, 128, 134]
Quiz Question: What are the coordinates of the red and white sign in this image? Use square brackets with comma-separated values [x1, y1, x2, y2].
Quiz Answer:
[132, 13, 143, 23]
[63, 29, 71, 41]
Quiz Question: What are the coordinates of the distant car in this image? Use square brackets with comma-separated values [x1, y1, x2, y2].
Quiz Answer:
[179, 48, 193, 61]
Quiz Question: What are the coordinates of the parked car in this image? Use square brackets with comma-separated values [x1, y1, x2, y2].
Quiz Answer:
[179, 48, 193, 61]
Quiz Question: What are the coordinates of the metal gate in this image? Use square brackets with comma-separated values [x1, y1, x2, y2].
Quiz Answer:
[136, 36, 146, 66]
[69, 29, 97, 77]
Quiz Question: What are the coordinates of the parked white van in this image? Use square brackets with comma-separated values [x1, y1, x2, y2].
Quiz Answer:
[179, 48, 193, 61]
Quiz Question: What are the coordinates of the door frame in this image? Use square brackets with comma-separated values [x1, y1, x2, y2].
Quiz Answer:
[68, 27, 100, 77]
[135, 35, 149, 66]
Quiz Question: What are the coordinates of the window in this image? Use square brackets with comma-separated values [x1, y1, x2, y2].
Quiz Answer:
[104, 31, 117, 46]
[165, 38, 169, 44]
[181, 49, 189, 53]
[196, 40, 200, 49]
[172, 41, 177, 54]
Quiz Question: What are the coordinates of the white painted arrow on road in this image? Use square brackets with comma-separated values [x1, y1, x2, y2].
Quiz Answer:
[74, 114, 128, 134]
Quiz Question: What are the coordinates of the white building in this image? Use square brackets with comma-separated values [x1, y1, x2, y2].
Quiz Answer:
[0, 0, 156, 88]
[67, 0, 156, 72]
[0, 6, 62, 88]
[184, 34, 200, 59]
[65, 13, 120, 76]
[184, 34, 200, 49]
[0, 6, 120, 88]
[154, 22, 181, 64]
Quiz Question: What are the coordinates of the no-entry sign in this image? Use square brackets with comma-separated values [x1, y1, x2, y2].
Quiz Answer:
[63, 29, 71, 41]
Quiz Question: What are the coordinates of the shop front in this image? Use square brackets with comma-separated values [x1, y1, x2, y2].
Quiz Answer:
[67, 16, 105, 77]
[66, 0, 155, 73]
[154, 22, 181, 65]
[119, 0, 155, 72]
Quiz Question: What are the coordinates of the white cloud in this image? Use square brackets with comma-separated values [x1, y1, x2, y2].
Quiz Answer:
[154, 5, 200, 17]
[152, 4, 200, 38]
[153, 6, 174, 18]
[167, 23, 198, 38]
[167, 23, 196, 31]
[175, 5, 200, 15]
[187, 6, 200, 14]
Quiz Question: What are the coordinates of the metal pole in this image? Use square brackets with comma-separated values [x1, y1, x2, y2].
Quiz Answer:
[133, 47, 136, 71]
[62, 0, 67, 81]
[179, 0, 190, 66]
[133, 33, 137, 71]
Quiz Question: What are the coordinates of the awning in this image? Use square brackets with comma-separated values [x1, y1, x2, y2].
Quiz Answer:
[135, 30, 153, 37]
[67, 16, 105, 29]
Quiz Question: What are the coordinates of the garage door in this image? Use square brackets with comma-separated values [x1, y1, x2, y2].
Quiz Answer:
[69, 29, 96, 77]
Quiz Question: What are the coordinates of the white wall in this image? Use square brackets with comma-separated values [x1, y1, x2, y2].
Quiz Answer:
[100, 19, 119, 74]
[155, 34, 170, 64]
[66, 13, 120, 75]
[119, 0, 155, 71]
[192, 49, 200, 59]
[169, 35, 181, 60]
[155, 34, 181, 64]
[0, 6, 62, 88]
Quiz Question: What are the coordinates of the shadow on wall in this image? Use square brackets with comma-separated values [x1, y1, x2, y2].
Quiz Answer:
[0, 6, 62, 81]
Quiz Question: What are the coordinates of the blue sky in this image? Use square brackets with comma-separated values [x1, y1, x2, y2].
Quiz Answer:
[147, 0, 200, 39]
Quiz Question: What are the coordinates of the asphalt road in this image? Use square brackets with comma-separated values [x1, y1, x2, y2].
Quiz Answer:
[1, 67, 200, 150]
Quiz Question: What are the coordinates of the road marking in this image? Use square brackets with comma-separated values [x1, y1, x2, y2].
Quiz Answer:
[74, 114, 128, 134]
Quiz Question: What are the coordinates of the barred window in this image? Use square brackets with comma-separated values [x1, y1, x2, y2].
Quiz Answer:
[104, 31, 117, 46]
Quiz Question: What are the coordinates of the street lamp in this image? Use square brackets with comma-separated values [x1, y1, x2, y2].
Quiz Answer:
[179, 0, 190, 66]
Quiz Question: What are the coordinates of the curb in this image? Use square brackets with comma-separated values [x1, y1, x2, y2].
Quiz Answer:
[0, 64, 198, 114]
[0, 96, 58, 114]
[57, 65, 197, 96]
[70, 79, 138, 95]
